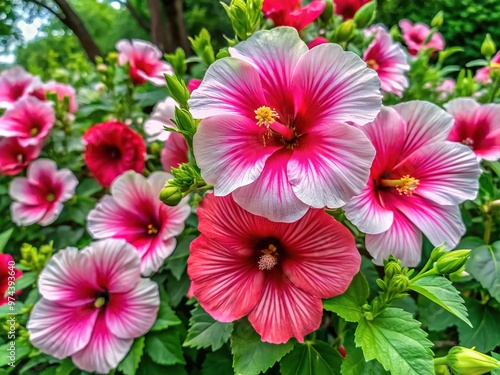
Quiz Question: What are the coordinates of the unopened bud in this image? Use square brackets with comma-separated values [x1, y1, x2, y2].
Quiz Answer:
[353, 1, 376, 29]
[335, 20, 354, 42]
[447, 346, 500, 375]
[160, 185, 183, 206]
[96, 64, 107, 73]
[391, 274, 409, 293]
[320, 0, 334, 23]
[481, 34, 497, 59]
[385, 261, 402, 279]
[430, 244, 448, 262]
[436, 250, 471, 274]
[431, 11, 444, 28]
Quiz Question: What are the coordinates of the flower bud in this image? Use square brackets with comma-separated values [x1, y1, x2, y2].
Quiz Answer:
[431, 11, 444, 28]
[385, 261, 402, 279]
[353, 1, 376, 29]
[335, 20, 354, 42]
[430, 243, 448, 262]
[160, 185, 183, 206]
[320, 0, 334, 23]
[165, 74, 190, 110]
[96, 64, 108, 73]
[447, 346, 500, 375]
[436, 250, 471, 274]
[391, 274, 409, 293]
[481, 33, 497, 59]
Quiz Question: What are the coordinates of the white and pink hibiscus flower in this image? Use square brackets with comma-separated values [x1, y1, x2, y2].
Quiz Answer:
[143, 97, 178, 142]
[0, 66, 42, 109]
[363, 25, 409, 97]
[475, 51, 500, 84]
[436, 78, 456, 100]
[9, 159, 78, 226]
[116, 39, 174, 86]
[445, 98, 500, 162]
[0, 137, 43, 176]
[27, 239, 159, 374]
[0, 97, 55, 147]
[188, 194, 360, 344]
[87, 171, 190, 276]
[344, 102, 481, 266]
[189, 27, 381, 223]
[399, 19, 445, 56]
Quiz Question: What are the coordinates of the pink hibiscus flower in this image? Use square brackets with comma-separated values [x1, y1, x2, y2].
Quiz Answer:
[0, 253, 23, 306]
[0, 97, 55, 147]
[445, 98, 500, 162]
[9, 159, 78, 227]
[0, 66, 42, 109]
[188, 194, 360, 344]
[334, 0, 370, 20]
[436, 78, 456, 100]
[27, 239, 159, 373]
[161, 133, 189, 172]
[87, 171, 190, 276]
[475, 51, 500, 84]
[262, 0, 325, 31]
[363, 25, 409, 97]
[83, 121, 146, 188]
[143, 97, 177, 142]
[189, 27, 381, 222]
[399, 19, 445, 56]
[0, 137, 43, 176]
[187, 78, 202, 93]
[37, 81, 78, 113]
[116, 39, 174, 86]
[344, 102, 481, 266]
[307, 37, 328, 49]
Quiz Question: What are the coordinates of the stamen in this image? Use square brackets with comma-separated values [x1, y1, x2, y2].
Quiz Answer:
[30, 128, 39, 136]
[147, 223, 158, 235]
[258, 244, 278, 271]
[94, 297, 106, 308]
[255, 106, 279, 127]
[380, 175, 420, 196]
[462, 137, 474, 148]
[366, 59, 380, 71]
[46, 193, 55, 202]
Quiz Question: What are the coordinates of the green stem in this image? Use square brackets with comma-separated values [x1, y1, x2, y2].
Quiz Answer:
[434, 357, 448, 366]
[410, 268, 440, 283]
[484, 214, 493, 244]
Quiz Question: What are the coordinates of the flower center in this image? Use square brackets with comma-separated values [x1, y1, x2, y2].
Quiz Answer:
[30, 127, 39, 136]
[146, 223, 158, 235]
[104, 145, 121, 160]
[258, 244, 279, 271]
[366, 59, 379, 71]
[255, 106, 279, 127]
[46, 193, 55, 202]
[254, 106, 296, 147]
[462, 137, 474, 149]
[94, 290, 110, 308]
[380, 175, 420, 196]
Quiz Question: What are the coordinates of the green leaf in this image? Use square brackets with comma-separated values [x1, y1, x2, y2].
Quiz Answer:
[145, 329, 186, 366]
[323, 272, 369, 322]
[467, 242, 500, 302]
[184, 304, 233, 351]
[118, 337, 145, 375]
[409, 275, 471, 327]
[340, 346, 389, 375]
[151, 287, 182, 331]
[137, 355, 187, 375]
[14, 271, 38, 290]
[355, 307, 434, 375]
[75, 178, 102, 197]
[491, 352, 500, 375]
[231, 319, 295, 375]
[0, 228, 13, 252]
[417, 296, 458, 332]
[280, 341, 342, 375]
[457, 298, 500, 352]
[360, 257, 380, 297]
[202, 347, 233, 375]
[166, 235, 196, 281]
[55, 358, 76, 375]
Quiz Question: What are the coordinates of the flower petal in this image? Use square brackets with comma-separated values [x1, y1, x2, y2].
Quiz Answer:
[10, 202, 47, 226]
[8, 177, 45, 205]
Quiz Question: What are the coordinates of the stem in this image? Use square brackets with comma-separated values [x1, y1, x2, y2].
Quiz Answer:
[489, 76, 500, 102]
[410, 268, 439, 283]
[434, 357, 448, 366]
[484, 214, 493, 244]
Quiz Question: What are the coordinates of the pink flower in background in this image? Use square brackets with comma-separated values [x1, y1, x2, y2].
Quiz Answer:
[0, 97, 55, 147]
[436, 78, 456, 100]
[475, 52, 500, 84]
[27, 239, 159, 374]
[307, 37, 328, 49]
[116, 39, 174, 86]
[83, 121, 146, 188]
[188, 194, 360, 344]
[262, 0, 325, 31]
[9, 159, 78, 226]
[0, 66, 42, 109]
[87, 171, 190, 276]
[334, 0, 370, 19]
[0, 254, 23, 306]
[344, 102, 481, 266]
[189, 27, 380, 222]
[363, 26, 409, 97]
[187, 78, 202, 93]
[399, 19, 445, 56]
[143, 97, 177, 142]
[37, 81, 78, 113]
[445, 98, 500, 161]
[161, 133, 188, 172]
[0, 137, 43, 176]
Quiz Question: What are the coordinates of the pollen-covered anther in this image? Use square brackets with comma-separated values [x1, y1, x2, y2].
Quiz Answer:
[462, 137, 474, 148]
[255, 106, 279, 127]
[396, 175, 420, 196]
[366, 59, 380, 71]
[147, 223, 158, 235]
[258, 244, 278, 271]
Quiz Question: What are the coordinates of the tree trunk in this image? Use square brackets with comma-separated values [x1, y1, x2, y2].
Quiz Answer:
[147, 0, 168, 52]
[162, 0, 190, 53]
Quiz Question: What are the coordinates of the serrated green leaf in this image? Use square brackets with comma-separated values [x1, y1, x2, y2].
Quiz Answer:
[355, 307, 434, 375]
[184, 304, 233, 351]
[202, 347, 233, 375]
[145, 329, 186, 366]
[0, 228, 13, 252]
[280, 341, 342, 375]
[409, 275, 471, 327]
[457, 298, 500, 352]
[118, 336, 145, 375]
[231, 319, 295, 375]
[340, 346, 389, 375]
[467, 242, 500, 302]
[492, 352, 500, 375]
[323, 272, 368, 322]
[137, 355, 187, 375]
[166, 235, 196, 281]
[151, 288, 182, 331]
[417, 296, 459, 332]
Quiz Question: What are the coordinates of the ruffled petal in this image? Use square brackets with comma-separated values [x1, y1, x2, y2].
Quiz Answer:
[10, 202, 47, 226]
[140, 236, 177, 276]
[8, 177, 45, 205]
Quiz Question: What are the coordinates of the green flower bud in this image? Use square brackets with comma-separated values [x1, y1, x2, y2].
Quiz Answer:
[165, 74, 190, 110]
[149, 142, 162, 156]
[335, 20, 354, 42]
[436, 250, 471, 274]
[320, 0, 334, 23]
[481, 34, 497, 59]
[391, 274, 409, 293]
[160, 185, 183, 206]
[353, 1, 376, 29]
[447, 346, 500, 375]
[385, 261, 402, 279]
[430, 11, 444, 28]
[430, 243, 448, 262]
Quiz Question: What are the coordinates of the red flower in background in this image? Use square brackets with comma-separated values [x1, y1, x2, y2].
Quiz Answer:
[262, 0, 325, 31]
[0, 137, 43, 176]
[0, 253, 23, 306]
[334, 0, 370, 19]
[187, 78, 202, 93]
[83, 121, 146, 188]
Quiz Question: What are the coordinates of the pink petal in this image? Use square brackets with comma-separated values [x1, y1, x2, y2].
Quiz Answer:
[10, 202, 47, 226]
[38, 202, 64, 226]
[188, 236, 265, 322]
[444, 98, 480, 126]
[280, 209, 361, 298]
[26, 158, 58, 185]
[188, 58, 266, 119]
[143, 97, 177, 142]
[248, 273, 323, 344]
[140, 236, 177, 276]
[286, 1, 325, 31]
[27, 299, 99, 359]
[232, 150, 310, 223]
[72, 314, 133, 374]
[55, 169, 78, 201]
[109, 170, 155, 212]
[193, 114, 281, 195]
[292, 43, 382, 127]
[105, 278, 159, 339]
[147, 171, 171, 196]
[287, 121, 375, 209]
[9, 177, 45, 205]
